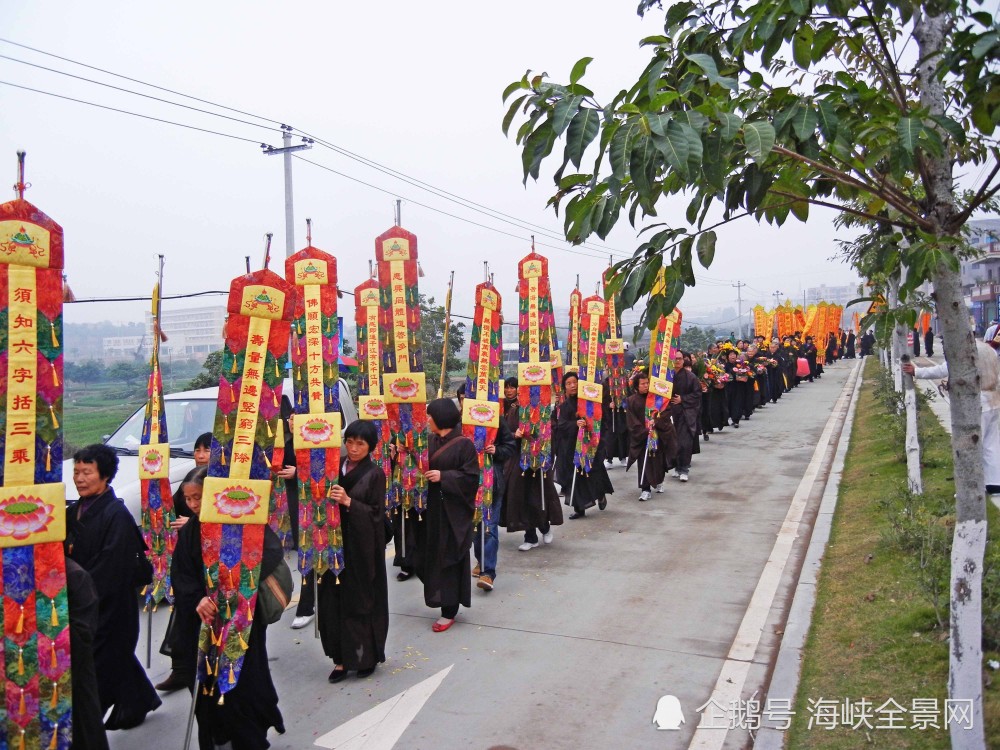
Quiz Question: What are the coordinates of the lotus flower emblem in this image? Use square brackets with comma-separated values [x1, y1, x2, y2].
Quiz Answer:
[0, 495, 55, 541]
[212, 486, 262, 519]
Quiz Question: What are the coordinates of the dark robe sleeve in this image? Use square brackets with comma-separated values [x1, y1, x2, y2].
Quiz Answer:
[492, 416, 517, 466]
[434, 436, 480, 565]
[343, 467, 387, 600]
[66, 559, 110, 750]
[86, 505, 143, 623]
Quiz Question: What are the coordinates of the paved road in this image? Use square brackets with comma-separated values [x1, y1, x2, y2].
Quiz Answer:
[112, 360, 859, 750]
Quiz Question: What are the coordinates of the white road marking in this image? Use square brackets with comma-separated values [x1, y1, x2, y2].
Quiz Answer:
[688, 361, 862, 750]
[313, 665, 453, 750]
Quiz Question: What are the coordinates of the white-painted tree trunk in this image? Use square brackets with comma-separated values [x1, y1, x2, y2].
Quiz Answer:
[902, 366, 923, 495]
[916, 9, 987, 748]
[889, 275, 903, 395]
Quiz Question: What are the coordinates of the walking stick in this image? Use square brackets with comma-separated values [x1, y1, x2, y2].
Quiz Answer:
[146, 606, 153, 668]
[313, 571, 320, 640]
[539, 469, 545, 513]
[181, 625, 207, 750]
[568, 467, 578, 509]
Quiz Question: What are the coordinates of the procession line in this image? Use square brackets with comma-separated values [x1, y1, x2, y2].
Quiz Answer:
[688, 361, 863, 750]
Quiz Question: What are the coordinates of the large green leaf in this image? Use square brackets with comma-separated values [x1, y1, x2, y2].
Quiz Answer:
[791, 102, 819, 141]
[815, 98, 840, 140]
[565, 108, 600, 169]
[652, 120, 692, 175]
[552, 95, 582, 137]
[896, 117, 922, 154]
[793, 27, 813, 69]
[744, 121, 776, 164]
[502, 94, 528, 136]
[696, 231, 717, 268]
[629, 133, 659, 203]
[570, 57, 594, 85]
[684, 53, 738, 91]
[718, 112, 742, 142]
[610, 120, 640, 180]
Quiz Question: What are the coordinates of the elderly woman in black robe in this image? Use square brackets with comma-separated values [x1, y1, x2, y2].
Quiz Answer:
[553, 371, 614, 519]
[321, 420, 389, 683]
[65, 444, 161, 730]
[670, 353, 703, 481]
[723, 350, 745, 428]
[625, 370, 676, 500]
[416, 398, 480, 632]
[172, 466, 286, 750]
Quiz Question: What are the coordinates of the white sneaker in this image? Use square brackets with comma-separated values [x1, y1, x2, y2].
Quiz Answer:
[679, 474, 689, 483]
[290, 614, 314, 629]
[654, 484, 664, 493]
[518, 541, 539, 551]
[639, 490, 651, 501]
[671, 469, 680, 479]
[604, 460, 614, 469]
[542, 530, 554, 544]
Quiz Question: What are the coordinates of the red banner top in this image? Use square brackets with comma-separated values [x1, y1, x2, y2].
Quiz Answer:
[0, 198, 64, 270]
[517, 251, 548, 280]
[285, 245, 338, 289]
[375, 226, 419, 262]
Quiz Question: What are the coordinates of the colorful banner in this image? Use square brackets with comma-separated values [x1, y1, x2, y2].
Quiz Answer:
[198, 268, 293, 698]
[646, 292, 682, 454]
[853, 311, 861, 334]
[752, 305, 767, 340]
[285, 245, 343, 579]
[573, 295, 606, 474]
[462, 282, 502, 525]
[376, 226, 429, 516]
[354, 278, 391, 489]
[566, 287, 581, 372]
[140, 281, 176, 607]
[0, 181, 72, 750]
[603, 268, 628, 411]
[776, 301, 795, 340]
[814, 303, 828, 364]
[516, 251, 555, 473]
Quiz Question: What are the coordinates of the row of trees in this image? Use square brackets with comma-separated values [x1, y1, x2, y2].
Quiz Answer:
[504, 1, 998, 745]
[65, 358, 203, 389]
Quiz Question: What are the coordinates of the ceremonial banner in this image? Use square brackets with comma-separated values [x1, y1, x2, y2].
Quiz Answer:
[462, 282, 502, 525]
[813, 303, 828, 365]
[646, 292, 682, 455]
[573, 295, 607, 474]
[603, 268, 628, 412]
[286, 245, 343, 578]
[376, 226, 429, 516]
[0, 167, 72, 750]
[763, 310, 776, 341]
[853, 311, 861, 334]
[354, 278, 391, 488]
[752, 305, 767, 339]
[198, 268, 293, 697]
[268, 420, 292, 551]
[140, 279, 176, 606]
[776, 301, 795, 340]
[517, 251, 556, 473]
[545, 283, 563, 399]
[565, 287, 581, 373]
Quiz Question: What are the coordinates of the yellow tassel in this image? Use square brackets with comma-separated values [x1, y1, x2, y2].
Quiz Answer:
[218, 693, 225, 706]
[52, 366, 59, 387]
[272, 391, 279, 409]
[248, 570, 255, 589]
[230, 383, 236, 402]
[51, 600, 58, 627]
[16, 605, 24, 634]
[247, 605, 253, 622]
[206, 571, 214, 590]
[50, 322, 58, 348]
[19, 689, 25, 716]
[231, 359, 238, 374]
[221, 448, 227, 466]
[229, 664, 235, 684]
[336, 576, 340, 586]
[17, 648, 23, 675]
[48, 724, 58, 750]
[46, 444, 51, 473]
[263, 453, 271, 470]
[275, 360, 280, 378]
[49, 405, 59, 429]
[238, 631, 248, 650]
[266, 419, 273, 439]
[50, 683, 58, 709]
[226, 599, 231, 619]
[18, 730, 24, 750]
[224, 414, 230, 435]
[51, 643, 57, 669]
[228, 570, 235, 588]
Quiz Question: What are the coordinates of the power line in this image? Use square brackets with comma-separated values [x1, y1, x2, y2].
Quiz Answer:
[0, 80, 265, 144]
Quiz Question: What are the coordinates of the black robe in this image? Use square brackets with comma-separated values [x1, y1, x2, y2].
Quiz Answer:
[670, 368, 702, 470]
[598, 379, 629, 462]
[318, 456, 389, 670]
[173, 519, 285, 750]
[66, 559, 109, 750]
[553, 395, 614, 511]
[414, 428, 479, 611]
[501, 401, 563, 532]
[705, 375, 729, 430]
[846, 332, 857, 358]
[724, 362, 746, 425]
[766, 352, 785, 402]
[625, 391, 676, 488]
[65, 488, 161, 730]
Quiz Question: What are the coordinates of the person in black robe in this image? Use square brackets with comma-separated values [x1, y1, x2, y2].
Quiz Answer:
[860, 331, 875, 356]
[782, 338, 799, 389]
[415, 399, 480, 632]
[65, 444, 161, 730]
[500, 378, 564, 547]
[723, 351, 745, 427]
[625, 370, 676, 500]
[671, 355, 702, 481]
[846, 331, 857, 359]
[553, 371, 614, 518]
[321, 421, 389, 682]
[924, 328, 934, 356]
[766, 341, 785, 404]
[172, 466, 285, 750]
[599, 376, 629, 466]
[802, 337, 818, 381]
[66, 558, 110, 750]
[826, 332, 838, 363]
[912, 327, 921, 356]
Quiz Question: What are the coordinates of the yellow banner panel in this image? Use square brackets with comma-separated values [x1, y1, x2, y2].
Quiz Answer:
[138, 444, 170, 480]
[292, 412, 343, 450]
[461, 398, 500, 429]
[199, 477, 272, 525]
[0, 483, 66, 547]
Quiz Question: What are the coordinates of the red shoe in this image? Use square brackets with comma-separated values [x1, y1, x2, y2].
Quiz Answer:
[432, 618, 455, 632]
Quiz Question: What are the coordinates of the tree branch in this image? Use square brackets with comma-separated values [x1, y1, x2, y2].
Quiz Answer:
[858, 0, 911, 111]
[769, 189, 921, 231]
[952, 156, 1000, 226]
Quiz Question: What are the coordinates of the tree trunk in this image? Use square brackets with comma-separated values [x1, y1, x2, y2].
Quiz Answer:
[902, 364, 923, 495]
[916, 9, 986, 747]
[889, 275, 903, 395]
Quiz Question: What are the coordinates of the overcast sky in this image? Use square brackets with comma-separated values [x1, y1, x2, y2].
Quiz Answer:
[0, 1, 864, 340]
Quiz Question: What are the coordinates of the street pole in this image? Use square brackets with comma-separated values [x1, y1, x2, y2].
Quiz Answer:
[732, 281, 746, 338]
[262, 125, 313, 258]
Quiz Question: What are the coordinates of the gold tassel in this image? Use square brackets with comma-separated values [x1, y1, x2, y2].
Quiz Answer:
[18, 729, 24, 750]
[50, 322, 58, 348]
[275, 359, 280, 378]
[52, 366, 59, 387]
[231, 359, 238, 374]
[230, 383, 236, 402]
[272, 391, 278, 409]
[49, 404, 59, 429]
[226, 599, 231, 619]
[206, 570, 214, 590]
[248, 569, 255, 589]
[228, 570, 235, 588]
[48, 723, 58, 750]
[220, 447, 227, 466]
[46, 444, 51, 472]
[218, 693, 225, 706]
[229, 664, 235, 684]
[238, 631, 248, 650]
[51, 600, 58, 627]
[336, 576, 341, 586]
[50, 643, 57, 669]
[50, 683, 58, 710]
[266, 419, 273, 439]
[247, 605, 253, 622]
[19, 689, 25, 716]
[16, 605, 24, 634]
[17, 647, 23, 675]
[223, 414, 230, 435]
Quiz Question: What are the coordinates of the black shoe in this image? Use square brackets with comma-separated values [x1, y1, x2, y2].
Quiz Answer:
[568, 511, 586, 519]
[328, 667, 348, 684]
[357, 666, 376, 678]
[396, 570, 412, 582]
[598, 497, 607, 510]
[154, 671, 189, 693]
[733, 423, 740, 429]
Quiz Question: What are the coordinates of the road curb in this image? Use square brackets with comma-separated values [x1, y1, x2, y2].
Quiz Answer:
[752, 359, 866, 749]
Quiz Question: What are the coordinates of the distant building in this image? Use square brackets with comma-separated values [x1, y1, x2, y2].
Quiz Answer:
[804, 283, 861, 306]
[145, 305, 227, 363]
[961, 219, 1000, 331]
[102, 335, 146, 361]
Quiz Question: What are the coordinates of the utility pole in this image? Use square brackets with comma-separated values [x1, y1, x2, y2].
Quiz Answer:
[732, 280, 746, 338]
[262, 125, 313, 257]
[772, 290, 782, 308]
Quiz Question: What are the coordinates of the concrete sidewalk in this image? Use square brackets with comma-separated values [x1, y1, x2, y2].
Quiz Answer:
[115, 361, 861, 750]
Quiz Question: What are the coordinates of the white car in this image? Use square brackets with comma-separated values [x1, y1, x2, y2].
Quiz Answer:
[64, 379, 359, 522]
